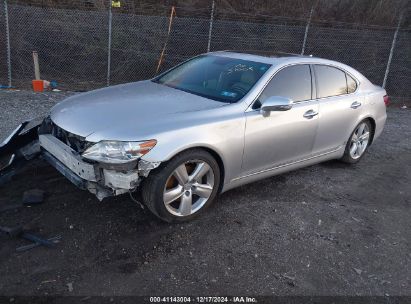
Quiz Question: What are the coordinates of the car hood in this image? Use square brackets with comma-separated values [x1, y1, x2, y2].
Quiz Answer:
[50, 80, 226, 141]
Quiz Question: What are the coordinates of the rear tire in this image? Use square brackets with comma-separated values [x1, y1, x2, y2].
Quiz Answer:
[340, 120, 372, 164]
[141, 149, 220, 223]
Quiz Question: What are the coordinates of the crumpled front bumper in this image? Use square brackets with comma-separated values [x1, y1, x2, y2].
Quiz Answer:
[39, 134, 141, 200]
[0, 118, 161, 201]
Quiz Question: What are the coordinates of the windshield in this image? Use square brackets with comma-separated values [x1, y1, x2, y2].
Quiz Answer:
[153, 55, 271, 103]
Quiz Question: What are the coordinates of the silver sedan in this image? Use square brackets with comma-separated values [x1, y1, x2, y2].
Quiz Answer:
[0, 51, 388, 222]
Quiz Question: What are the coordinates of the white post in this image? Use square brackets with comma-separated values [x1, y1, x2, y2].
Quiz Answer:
[107, 0, 112, 87]
[383, 13, 403, 89]
[32, 51, 40, 80]
[207, 0, 215, 52]
[301, 4, 315, 55]
[4, 0, 12, 87]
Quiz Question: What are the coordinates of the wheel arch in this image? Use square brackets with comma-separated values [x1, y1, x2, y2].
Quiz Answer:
[349, 115, 376, 146]
[362, 116, 376, 145]
[171, 146, 226, 193]
[198, 146, 226, 193]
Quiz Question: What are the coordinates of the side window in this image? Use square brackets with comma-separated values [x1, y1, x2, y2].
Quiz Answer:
[254, 64, 312, 108]
[347, 74, 357, 93]
[315, 65, 348, 98]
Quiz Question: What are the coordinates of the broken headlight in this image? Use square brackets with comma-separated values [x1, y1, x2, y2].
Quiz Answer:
[82, 140, 157, 164]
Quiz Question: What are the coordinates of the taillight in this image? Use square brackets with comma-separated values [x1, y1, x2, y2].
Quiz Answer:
[383, 95, 390, 106]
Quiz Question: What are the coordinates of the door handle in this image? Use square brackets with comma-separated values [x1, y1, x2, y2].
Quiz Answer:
[303, 109, 318, 119]
[351, 101, 362, 109]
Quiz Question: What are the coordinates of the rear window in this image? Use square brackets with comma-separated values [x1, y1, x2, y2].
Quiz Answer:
[315, 65, 348, 98]
[347, 74, 357, 93]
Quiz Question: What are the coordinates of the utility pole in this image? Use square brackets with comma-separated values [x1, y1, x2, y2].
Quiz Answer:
[207, 0, 215, 52]
[301, 2, 316, 55]
[4, 0, 12, 87]
[383, 13, 403, 89]
[107, 0, 113, 86]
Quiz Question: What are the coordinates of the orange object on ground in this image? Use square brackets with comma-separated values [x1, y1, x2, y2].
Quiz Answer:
[32, 80, 44, 92]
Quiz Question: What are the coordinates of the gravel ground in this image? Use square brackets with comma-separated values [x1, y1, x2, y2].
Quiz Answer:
[0, 90, 410, 297]
[0, 90, 76, 143]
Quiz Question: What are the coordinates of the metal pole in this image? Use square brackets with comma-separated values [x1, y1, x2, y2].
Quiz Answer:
[382, 13, 403, 89]
[301, 3, 315, 55]
[4, 0, 12, 87]
[32, 51, 40, 80]
[207, 0, 215, 52]
[106, 0, 112, 87]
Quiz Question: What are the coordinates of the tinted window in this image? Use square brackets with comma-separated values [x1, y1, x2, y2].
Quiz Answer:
[315, 65, 348, 98]
[153, 55, 271, 103]
[347, 74, 357, 93]
[257, 65, 312, 106]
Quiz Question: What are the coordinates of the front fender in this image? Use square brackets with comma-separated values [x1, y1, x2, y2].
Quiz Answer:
[140, 118, 245, 185]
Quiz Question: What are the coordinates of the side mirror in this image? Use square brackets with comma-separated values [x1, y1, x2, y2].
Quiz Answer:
[260, 96, 293, 116]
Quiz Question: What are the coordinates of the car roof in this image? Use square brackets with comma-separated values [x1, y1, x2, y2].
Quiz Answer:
[209, 50, 332, 65]
[208, 50, 367, 82]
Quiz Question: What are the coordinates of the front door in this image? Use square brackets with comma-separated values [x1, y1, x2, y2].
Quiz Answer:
[242, 64, 319, 175]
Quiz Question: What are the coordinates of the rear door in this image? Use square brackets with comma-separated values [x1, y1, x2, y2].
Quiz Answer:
[242, 64, 319, 175]
[311, 64, 363, 155]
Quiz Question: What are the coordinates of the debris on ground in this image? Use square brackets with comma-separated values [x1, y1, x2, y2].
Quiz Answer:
[282, 274, 296, 281]
[22, 189, 45, 205]
[40, 280, 56, 285]
[66, 282, 73, 292]
[16, 236, 61, 252]
[0, 225, 60, 252]
[351, 216, 361, 222]
[354, 268, 363, 275]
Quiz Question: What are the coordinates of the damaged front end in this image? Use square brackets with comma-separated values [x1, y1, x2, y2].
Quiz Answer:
[0, 117, 161, 200]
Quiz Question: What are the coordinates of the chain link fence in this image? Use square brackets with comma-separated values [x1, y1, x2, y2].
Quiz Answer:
[0, 0, 409, 101]
[0, 1, 8, 87]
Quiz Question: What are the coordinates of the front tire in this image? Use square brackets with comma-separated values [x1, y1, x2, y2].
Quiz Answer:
[340, 120, 372, 164]
[141, 149, 221, 223]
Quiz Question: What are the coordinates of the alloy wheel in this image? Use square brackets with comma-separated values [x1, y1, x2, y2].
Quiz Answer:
[349, 122, 370, 159]
[163, 160, 215, 217]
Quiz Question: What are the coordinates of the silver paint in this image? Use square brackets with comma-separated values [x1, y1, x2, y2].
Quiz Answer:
[47, 52, 387, 195]
[39, 134, 96, 181]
